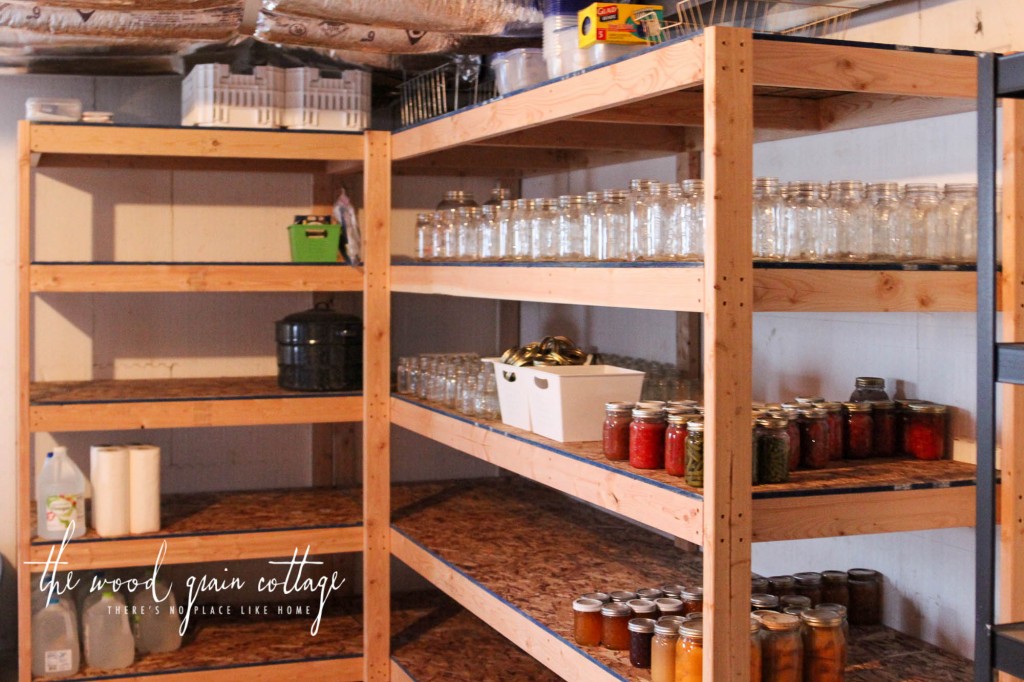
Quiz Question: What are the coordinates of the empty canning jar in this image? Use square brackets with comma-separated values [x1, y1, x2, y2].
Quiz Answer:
[581, 191, 602, 260]
[557, 194, 587, 260]
[897, 182, 942, 262]
[478, 205, 500, 261]
[437, 189, 478, 210]
[828, 180, 870, 262]
[510, 198, 535, 261]
[783, 182, 826, 262]
[843, 401, 874, 459]
[484, 186, 511, 206]
[941, 182, 978, 263]
[433, 209, 457, 260]
[628, 178, 657, 261]
[676, 179, 705, 261]
[633, 181, 671, 261]
[498, 199, 515, 260]
[598, 189, 630, 261]
[455, 206, 481, 260]
[866, 182, 901, 261]
[753, 177, 785, 260]
[660, 183, 683, 259]
[415, 212, 434, 260]
[903, 402, 948, 460]
[531, 198, 560, 261]
[630, 408, 666, 469]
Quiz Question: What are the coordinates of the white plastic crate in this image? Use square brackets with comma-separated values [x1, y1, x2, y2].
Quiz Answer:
[524, 364, 644, 443]
[283, 67, 371, 132]
[485, 358, 532, 431]
[181, 63, 284, 129]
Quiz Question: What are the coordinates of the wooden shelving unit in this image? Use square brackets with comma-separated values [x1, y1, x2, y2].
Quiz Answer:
[15, 123, 388, 682]
[385, 27, 980, 682]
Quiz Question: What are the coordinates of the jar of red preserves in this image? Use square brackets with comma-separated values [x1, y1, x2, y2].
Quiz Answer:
[818, 401, 844, 461]
[798, 408, 830, 469]
[630, 408, 667, 469]
[665, 412, 690, 477]
[903, 403, 948, 460]
[603, 401, 634, 461]
[778, 406, 802, 470]
[843, 401, 873, 459]
[870, 400, 897, 457]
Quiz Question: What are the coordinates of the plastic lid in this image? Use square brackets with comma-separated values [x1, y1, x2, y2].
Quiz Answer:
[601, 602, 632, 618]
[843, 401, 873, 412]
[628, 617, 657, 634]
[801, 608, 845, 627]
[581, 592, 611, 603]
[750, 593, 780, 609]
[627, 598, 657, 614]
[679, 620, 704, 639]
[759, 612, 802, 631]
[609, 590, 638, 603]
[573, 597, 604, 613]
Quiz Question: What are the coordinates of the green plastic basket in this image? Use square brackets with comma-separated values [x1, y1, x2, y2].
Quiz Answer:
[288, 222, 341, 262]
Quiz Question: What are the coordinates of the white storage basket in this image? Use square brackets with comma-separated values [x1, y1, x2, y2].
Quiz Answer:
[181, 63, 284, 129]
[283, 68, 371, 132]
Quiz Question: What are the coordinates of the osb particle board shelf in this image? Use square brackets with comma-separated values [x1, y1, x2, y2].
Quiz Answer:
[29, 377, 362, 431]
[390, 263, 977, 313]
[390, 478, 973, 682]
[390, 591, 562, 682]
[392, 396, 977, 543]
[27, 488, 363, 571]
[30, 263, 363, 293]
[43, 609, 364, 682]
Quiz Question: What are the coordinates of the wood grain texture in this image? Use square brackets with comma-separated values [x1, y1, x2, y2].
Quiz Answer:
[820, 92, 978, 134]
[29, 123, 365, 162]
[477, 121, 696, 152]
[702, 26, 754, 681]
[362, 130, 392, 682]
[17, 119, 33, 682]
[30, 263, 363, 293]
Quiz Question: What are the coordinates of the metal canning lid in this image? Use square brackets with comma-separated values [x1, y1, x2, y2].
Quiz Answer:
[681, 587, 703, 601]
[559, 194, 586, 205]
[655, 597, 684, 612]
[654, 621, 681, 636]
[800, 407, 828, 419]
[757, 417, 788, 429]
[750, 593, 779, 608]
[573, 598, 604, 613]
[750, 617, 762, 633]
[769, 575, 795, 586]
[667, 412, 696, 425]
[601, 602, 632, 617]
[687, 419, 705, 432]
[627, 599, 658, 614]
[581, 592, 611, 603]
[666, 406, 698, 415]
[817, 401, 842, 411]
[801, 608, 844, 627]
[783, 606, 809, 616]
[678, 620, 704, 639]
[794, 395, 824, 404]
[817, 603, 848, 617]
[843, 401, 873, 412]
[751, 609, 778, 623]
[793, 572, 822, 585]
[636, 588, 664, 601]
[855, 376, 885, 388]
[636, 400, 668, 409]
[605, 401, 635, 413]
[847, 568, 880, 580]
[821, 571, 848, 584]
[610, 590, 638, 603]
[670, 400, 700, 408]
[780, 402, 803, 411]
[659, 584, 685, 598]
[631, 408, 665, 421]
[909, 402, 948, 414]
[628, 617, 657, 634]
[870, 400, 896, 410]
[780, 595, 812, 609]
[657, 615, 688, 626]
[759, 612, 802, 631]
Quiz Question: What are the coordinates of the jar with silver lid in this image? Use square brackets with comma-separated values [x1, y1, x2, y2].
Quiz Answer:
[801, 608, 847, 682]
[676, 179, 705, 261]
[760, 612, 803, 682]
[751, 593, 780, 611]
[827, 180, 870, 262]
[531, 198, 560, 261]
[897, 182, 942, 262]
[437, 189, 478, 210]
[753, 177, 785, 260]
[940, 182, 977, 263]
[414, 212, 434, 261]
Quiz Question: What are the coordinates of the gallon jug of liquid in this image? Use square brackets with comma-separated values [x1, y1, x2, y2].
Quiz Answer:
[32, 595, 80, 678]
[83, 591, 134, 670]
[36, 447, 87, 540]
[132, 580, 183, 653]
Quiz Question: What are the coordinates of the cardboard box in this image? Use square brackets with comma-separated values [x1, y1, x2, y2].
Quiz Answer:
[578, 3, 664, 48]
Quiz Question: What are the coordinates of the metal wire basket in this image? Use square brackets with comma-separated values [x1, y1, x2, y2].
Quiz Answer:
[398, 54, 496, 127]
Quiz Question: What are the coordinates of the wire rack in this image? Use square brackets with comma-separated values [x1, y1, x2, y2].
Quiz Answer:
[398, 54, 496, 127]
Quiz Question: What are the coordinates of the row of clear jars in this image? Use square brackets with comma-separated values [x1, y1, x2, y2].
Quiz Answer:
[394, 353, 500, 419]
[415, 179, 978, 264]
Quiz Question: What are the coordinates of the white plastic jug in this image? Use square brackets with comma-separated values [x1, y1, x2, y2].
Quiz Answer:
[132, 580, 183, 653]
[32, 595, 80, 678]
[36, 447, 87, 540]
[83, 591, 135, 670]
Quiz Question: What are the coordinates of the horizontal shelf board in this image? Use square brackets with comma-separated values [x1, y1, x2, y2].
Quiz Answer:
[30, 263, 362, 293]
[28, 122, 365, 164]
[997, 343, 1024, 384]
[393, 395, 976, 541]
[30, 377, 362, 431]
[28, 488, 363, 571]
[993, 623, 1024, 678]
[390, 263, 976, 312]
[48, 610, 363, 681]
[392, 478, 972, 681]
[391, 591, 562, 682]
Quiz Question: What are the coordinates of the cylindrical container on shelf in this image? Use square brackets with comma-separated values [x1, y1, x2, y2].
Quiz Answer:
[780, 594, 813, 610]
[942, 182, 978, 263]
[655, 597, 684, 618]
[752, 575, 770, 594]
[843, 401, 874, 459]
[478, 205, 501, 261]
[903, 402, 948, 460]
[498, 199, 515, 260]
[867, 181, 902, 261]
[760, 611, 803, 682]
[630, 408, 666, 469]
[676, 179, 704, 261]
[750, 617, 763, 682]
[674, 619, 704, 682]
[775, 409, 802, 471]
[557, 194, 587, 260]
[820, 571, 850, 608]
[817, 401, 844, 461]
[847, 568, 882, 625]
[581, 190, 602, 260]
[897, 182, 942, 262]
[627, 599, 658, 618]
[610, 590, 638, 603]
[850, 376, 890, 402]
[455, 206, 481, 261]
[665, 412, 691, 477]
[437, 190, 478, 210]
[637, 588, 664, 602]
[530, 198, 560, 261]
[510, 198, 535, 261]
[128, 444, 161, 534]
[870, 400, 897, 457]
[756, 417, 790, 484]
[627, 178, 655, 261]
[751, 593, 781, 612]
[628, 617, 656, 668]
[783, 181, 826, 261]
[484, 186, 512, 206]
[414, 212, 433, 260]
[660, 183, 683, 260]
[650, 621, 679, 682]
[598, 189, 630, 261]
[793, 572, 823, 606]
[684, 419, 705, 487]
[582, 591, 611, 603]
[573, 597, 603, 646]
[801, 608, 847, 681]
[601, 602, 632, 650]
[831, 180, 871, 261]
[798, 407, 830, 469]
[816, 603, 850, 640]
[753, 177, 785, 261]
[768, 575, 796, 597]
[603, 401, 634, 461]
[659, 584, 685, 600]
[681, 587, 703, 615]
[435, 208, 457, 260]
[90, 445, 131, 537]
[631, 181, 671, 261]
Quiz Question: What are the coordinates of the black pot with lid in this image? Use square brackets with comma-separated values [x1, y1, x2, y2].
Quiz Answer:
[275, 303, 362, 391]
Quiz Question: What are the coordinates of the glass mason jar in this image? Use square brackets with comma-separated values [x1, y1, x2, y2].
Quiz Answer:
[665, 412, 690, 477]
[628, 599, 658, 618]
[674, 620, 704, 682]
[753, 177, 785, 261]
[850, 376, 890, 402]
[751, 593, 781, 611]
[573, 597, 604, 646]
[870, 400, 897, 457]
[483, 186, 512, 206]
[650, 621, 679, 682]
[750, 617, 763, 682]
[637, 588, 664, 602]
[846, 568, 882, 625]
[752, 575, 770, 595]
[633, 181, 671, 261]
[756, 417, 790, 484]
[630, 408, 667, 469]
[655, 597, 684, 618]
[510, 198, 535, 261]
[801, 608, 847, 682]
[798, 407, 830, 469]
[817, 401, 844, 461]
[437, 189, 478, 210]
[866, 182, 902, 261]
[759, 612, 803, 682]
[629, 617, 656, 668]
[684, 418, 705, 487]
[581, 190, 602, 261]
[498, 198, 515, 260]
[828, 180, 870, 262]
[601, 602, 633, 650]
[820, 570, 850, 608]
[941, 182, 978, 263]
[476, 369, 500, 419]
[628, 178, 656, 261]
[843, 401, 874, 459]
[681, 587, 703, 615]
[660, 183, 683, 260]
[676, 179, 705, 261]
[477, 205, 501, 261]
[414, 212, 434, 260]
[783, 181, 827, 262]
[775, 410, 802, 471]
[455, 206, 481, 261]
[531, 198, 560, 261]
[557, 194, 587, 261]
[897, 182, 942, 262]
[793, 572, 823, 606]
[903, 402, 948, 460]
[433, 208, 457, 260]
[603, 401, 634, 461]
[598, 189, 631, 261]
[768, 575, 797, 598]
[611, 590, 639, 603]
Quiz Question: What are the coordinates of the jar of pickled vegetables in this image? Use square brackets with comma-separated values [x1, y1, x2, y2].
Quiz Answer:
[630, 408, 667, 469]
[843, 401, 874, 459]
[793, 572, 823, 606]
[685, 419, 705, 487]
[798, 408, 830, 469]
[651, 621, 680, 682]
[801, 608, 847, 682]
[628, 617, 656, 668]
[818, 401, 844, 460]
[870, 400, 897, 457]
[665, 412, 691, 477]
[903, 403, 948, 460]
[847, 568, 882, 625]
[820, 571, 849, 608]
[601, 602, 632, 650]
[757, 418, 791, 484]
[760, 612, 803, 682]
[681, 587, 704, 615]
[778, 407, 802, 470]
[603, 401, 634, 461]
[675, 620, 704, 682]
[573, 597, 603, 646]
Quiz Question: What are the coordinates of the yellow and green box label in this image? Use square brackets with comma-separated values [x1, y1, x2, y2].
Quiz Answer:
[578, 3, 664, 48]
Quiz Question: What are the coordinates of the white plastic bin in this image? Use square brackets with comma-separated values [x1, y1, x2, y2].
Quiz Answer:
[283, 67, 371, 131]
[485, 358, 532, 431]
[181, 63, 284, 129]
[524, 364, 644, 442]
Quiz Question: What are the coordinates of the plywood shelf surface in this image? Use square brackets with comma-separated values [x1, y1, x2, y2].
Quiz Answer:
[30, 263, 363, 293]
[28, 377, 362, 431]
[392, 396, 976, 542]
[391, 477, 972, 682]
[391, 263, 976, 312]
[28, 488, 363, 571]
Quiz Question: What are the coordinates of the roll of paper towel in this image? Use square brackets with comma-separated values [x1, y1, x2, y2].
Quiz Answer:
[128, 444, 161, 534]
[90, 445, 130, 537]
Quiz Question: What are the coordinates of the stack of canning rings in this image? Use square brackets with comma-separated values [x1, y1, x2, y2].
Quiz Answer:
[500, 336, 594, 367]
